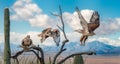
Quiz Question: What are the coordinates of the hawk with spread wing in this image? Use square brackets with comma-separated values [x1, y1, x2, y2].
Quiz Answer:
[38, 28, 52, 43]
[38, 28, 60, 46]
[75, 7, 100, 46]
[51, 29, 60, 46]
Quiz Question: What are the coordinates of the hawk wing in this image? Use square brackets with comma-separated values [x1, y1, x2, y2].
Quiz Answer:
[89, 11, 100, 31]
[42, 28, 52, 34]
[90, 11, 99, 24]
[76, 7, 89, 34]
[52, 29, 60, 46]
[40, 28, 52, 43]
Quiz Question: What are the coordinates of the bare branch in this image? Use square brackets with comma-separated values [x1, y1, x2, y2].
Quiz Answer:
[50, 12, 60, 17]
[57, 25, 63, 31]
[53, 48, 66, 64]
[58, 52, 96, 64]
[11, 46, 45, 64]
[29, 50, 43, 64]
[11, 50, 24, 59]
[76, 6, 87, 23]
[59, 6, 68, 40]
[60, 40, 69, 50]
[52, 5, 69, 64]
[51, 5, 68, 41]
[31, 46, 45, 64]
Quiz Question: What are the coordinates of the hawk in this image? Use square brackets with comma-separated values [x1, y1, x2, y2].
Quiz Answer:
[75, 7, 100, 46]
[38, 28, 52, 43]
[21, 35, 33, 50]
[38, 28, 60, 46]
[51, 29, 60, 46]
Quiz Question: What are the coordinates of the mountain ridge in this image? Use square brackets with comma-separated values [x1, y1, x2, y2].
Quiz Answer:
[0, 41, 120, 55]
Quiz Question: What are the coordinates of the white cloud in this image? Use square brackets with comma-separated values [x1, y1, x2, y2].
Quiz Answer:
[28, 14, 56, 28]
[63, 10, 120, 35]
[63, 9, 94, 30]
[11, 0, 56, 28]
[0, 31, 81, 46]
[10, 31, 44, 45]
[11, 0, 120, 35]
[11, 0, 95, 30]
[0, 31, 120, 46]
[11, 0, 41, 20]
[95, 18, 120, 35]
[9, 0, 120, 46]
[65, 32, 81, 42]
[88, 37, 120, 46]
[0, 31, 57, 46]
[80, 9, 94, 22]
[10, 32, 24, 44]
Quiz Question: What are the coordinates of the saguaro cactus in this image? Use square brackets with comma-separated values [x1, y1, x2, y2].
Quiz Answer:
[4, 8, 11, 64]
[73, 55, 84, 64]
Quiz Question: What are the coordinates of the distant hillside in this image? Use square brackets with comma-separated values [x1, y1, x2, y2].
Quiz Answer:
[0, 41, 120, 56]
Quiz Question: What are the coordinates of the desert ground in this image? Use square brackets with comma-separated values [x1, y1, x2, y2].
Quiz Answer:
[83, 56, 120, 64]
[0, 55, 120, 64]
[45, 55, 120, 64]
[60, 55, 120, 64]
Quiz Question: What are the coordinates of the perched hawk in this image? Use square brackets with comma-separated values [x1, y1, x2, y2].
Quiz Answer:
[75, 7, 100, 46]
[21, 35, 33, 50]
[38, 28, 60, 46]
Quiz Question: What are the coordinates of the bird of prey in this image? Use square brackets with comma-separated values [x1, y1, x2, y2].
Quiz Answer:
[38, 28, 60, 46]
[21, 35, 33, 50]
[38, 28, 52, 43]
[51, 29, 60, 46]
[75, 7, 100, 46]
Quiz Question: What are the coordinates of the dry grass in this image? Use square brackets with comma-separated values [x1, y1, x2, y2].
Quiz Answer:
[0, 55, 120, 64]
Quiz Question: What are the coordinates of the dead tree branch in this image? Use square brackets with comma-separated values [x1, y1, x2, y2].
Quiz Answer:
[51, 6, 97, 64]
[52, 5, 69, 64]
[11, 46, 45, 64]
[31, 46, 45, 64]
[58, 52, 96, 64]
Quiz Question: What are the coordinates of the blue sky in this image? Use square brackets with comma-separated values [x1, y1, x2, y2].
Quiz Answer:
[0, 0, 120, 32]
[0, 0, 120, 46]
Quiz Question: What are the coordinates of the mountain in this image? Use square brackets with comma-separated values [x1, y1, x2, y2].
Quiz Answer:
[0, 43, 22, 55]
[0, 41, 120, 55]
[85, 41, 119, 55]
[62, 41, 120, 55]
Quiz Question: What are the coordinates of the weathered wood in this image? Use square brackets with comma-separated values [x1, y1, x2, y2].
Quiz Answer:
[58, 52, 96, 64]
[52, 6, 69, 64]
[11, 46, 45, 64]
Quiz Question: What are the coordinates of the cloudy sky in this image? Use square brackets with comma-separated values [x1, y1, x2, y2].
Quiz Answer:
[0, 0, 120, 46]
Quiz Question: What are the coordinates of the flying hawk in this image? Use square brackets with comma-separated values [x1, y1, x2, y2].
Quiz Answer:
[51, 29, 60, 46]
[21, 35, 33, 50]
[75, 7, 100, 46]
[38, 28, 60, 46]
[38, 28, 52, 43]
